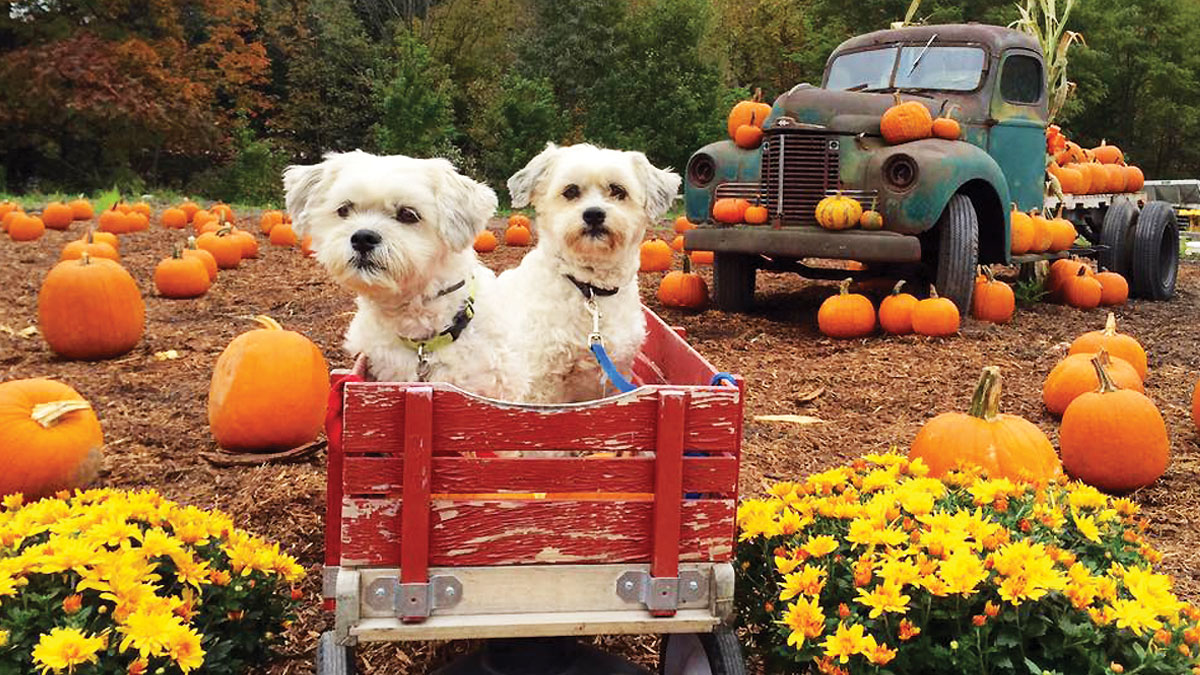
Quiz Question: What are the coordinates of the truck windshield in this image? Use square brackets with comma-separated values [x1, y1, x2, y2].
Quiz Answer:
[827, 45, 986, 92]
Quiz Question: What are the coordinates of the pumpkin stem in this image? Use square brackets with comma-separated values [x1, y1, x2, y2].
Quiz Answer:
[1090, 352, 1121, 394]
[1055, 203, 1065, 219]
[251, 315, 283, 331]
[173, 243, 184, 259]
[838, 277, 852, 295]
[1103, 311, 1117, 337]
[981, 266, 997, 283]
[1076, 267, 1088, 277]
[752, 87, 763, 103]
[928, 284, 939, 299]
[187, 235, 198, 250]
[84, 228, 95, 244]
[79, 252, 92, 266]
[891, 279, 907, 295]
[966, 366, 1003, 421]
[30, 399, 92, 429]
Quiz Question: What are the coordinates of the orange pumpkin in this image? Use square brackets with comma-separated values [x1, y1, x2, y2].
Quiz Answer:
[1083, 163, 1108, 194]
[197, 228, 243, 269]
[125, 212, 149, 232]
[674, 216, 696, 234]
[184, 237, 218, 282]
[1069, 312, 1147, 379]
[231, 228, 258, 259]
[269, 223, 298, 247]
[87, 230, 119, 252]
[727, 89, 773, 140]
[879, 280, 917, 335]
[1055, 165, 1084, 194]
[640, 239, 674, 272]
[971, 267, 1014, 324]
[129, 201, 151, 218]
[260, 210, 285, 234]
[744, 203, 769, 225]
[208, 316, 331, 451]
[1047, 258, 1092, 302]
[155, 246, 212, 299]
[1047, 207, 1077, 253]
[1123, 165, 1145, 192]
[209, 203, 234, 222]
[0, 378, 104, 500]
[1063, 267, 1102, 309]
[474, 230, 498, 253]
[1009, 206, 1034, 255]
[98, 206, 128, 234]
[859, 198, 884, 230]
[1060, 354, 1168, 493]
[161, 208, 188, 229]
[880, 93, 932, 144]
[1043, 349, 1143, 416]
[60, 230, 119, 262]
[1102, 164, 1127, 193]
[1095, 270, 1129, 306]
[734, 124, 764, 149]
[508, 213, 532, 229]
[504, 224, 532, 247]
[192, 209, 216, 232]
[657, 256, 708, 309]
[1029, 210, 1053, 253]
[931, 106, 960, 140]
[41, 202, 75, 230]
[37, 254, 145, 360]
[712, 198, 750, 224]
[670, 235, 685, 252]
[68, 198, 94, 221]
[8, 213, 45, 241]
[301, 234, 317, 258]
[178, 201, 201, 222]
[911, 285, 960, 337]
[1091, 140, 1124, 165]
[689, 250, 714, 266]
[910, 366, 1061, 481]
[1064, 163, 1093, 194]
[0, 201, 17, 223]
[817, 278, 875, 339]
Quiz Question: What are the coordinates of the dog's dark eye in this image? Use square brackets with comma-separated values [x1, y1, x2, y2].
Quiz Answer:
[337, 203, 352, 218]
[562, 184, 581, 200]
[395, 207, 420, 224]
[609, 184, 628, 200]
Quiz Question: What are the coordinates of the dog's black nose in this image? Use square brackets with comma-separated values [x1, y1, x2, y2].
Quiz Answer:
[350, 229, 382, 253]
[582, 207, 606, 227]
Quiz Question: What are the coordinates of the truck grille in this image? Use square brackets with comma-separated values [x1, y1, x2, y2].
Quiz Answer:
[761, 130, 843, 225]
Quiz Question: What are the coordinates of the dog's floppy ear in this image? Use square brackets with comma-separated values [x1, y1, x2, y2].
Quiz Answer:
[507, 142, 561, 209]
[630, 152, 682, 220]
[432, 159, 498, 251]
[282, 161, 328, 237]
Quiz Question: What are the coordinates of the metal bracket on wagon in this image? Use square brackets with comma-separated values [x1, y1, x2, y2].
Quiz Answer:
[616, 570, 707, 613]
[363, 575, 463, 620]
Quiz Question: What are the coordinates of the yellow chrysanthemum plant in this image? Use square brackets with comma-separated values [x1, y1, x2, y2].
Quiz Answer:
[0, 489, 304, 674]
[736, 452, 1200, 675]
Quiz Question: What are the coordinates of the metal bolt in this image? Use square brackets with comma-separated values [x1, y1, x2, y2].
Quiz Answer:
[374, 587, 387, 598]
[445, 586, 456, 598]
[623, 580, 635, 591]
[688, 581, 699, 592]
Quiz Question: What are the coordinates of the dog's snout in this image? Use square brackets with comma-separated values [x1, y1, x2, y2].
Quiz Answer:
[350, 229, 382, 253]
[582, 207, 606, 227]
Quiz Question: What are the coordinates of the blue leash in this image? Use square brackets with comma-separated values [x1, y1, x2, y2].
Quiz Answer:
[590, 342, 639, 393]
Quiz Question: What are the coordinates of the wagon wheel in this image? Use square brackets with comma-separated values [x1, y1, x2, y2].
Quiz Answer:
[659, 627, 747, 675]
[316, 631, 356, 675]
[712, 252, 757, 312]
[920, 193, 978, 313]
[1098, 200, 1137, 277]
[1130, 201, 1179, 300]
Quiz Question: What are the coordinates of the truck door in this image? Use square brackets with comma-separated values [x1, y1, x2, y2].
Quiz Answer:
[987, 50, 1048, 212]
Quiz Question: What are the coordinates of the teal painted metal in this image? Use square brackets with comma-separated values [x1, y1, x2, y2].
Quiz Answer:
[988, 118, 1045, 211]
[683, 140, 762, 224]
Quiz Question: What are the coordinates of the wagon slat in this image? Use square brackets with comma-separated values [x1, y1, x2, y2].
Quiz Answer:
[650, 391, 686, 616]
[398, 386, 433, 621]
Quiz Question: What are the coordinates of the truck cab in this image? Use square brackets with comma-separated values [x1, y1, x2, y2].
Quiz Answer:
[684, 24, 1049, 311]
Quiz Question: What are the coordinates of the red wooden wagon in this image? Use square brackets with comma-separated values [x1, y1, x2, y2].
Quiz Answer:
[318, 307, 745, 675]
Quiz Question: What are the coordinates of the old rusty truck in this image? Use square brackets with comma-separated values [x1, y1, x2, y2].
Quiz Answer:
[684, 23, 1179, 312]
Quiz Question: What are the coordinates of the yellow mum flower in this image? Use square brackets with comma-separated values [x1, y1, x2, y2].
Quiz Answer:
[777, 509, 812, 536]
[37, 537, 99, 575]
[1109, 598, 1164, 636]
[31, 627, 105, 674]
[139, 528, 186, 559]
[780, 565, 827, 601]
[846, 518, 907, 548]
[806, 467, 852, 495]
[860, 468, 900, 493]
[0, 571, 27, 598]
[119, 609, 185, 658]
[164, 623, 206, 673]
[1112, 498, 1140, 517]
[906, 457, 931, 477]
[1067, 484, 1107, 511]
[0, 629, 8, 647]
[767, 482, 801, 499]
[2, 493, 24, 510]
[775, 552, 803, 576]
[1073, 512, 1102, 544]
[802, 535, 839, 559]
[822, 622, 877, 664]
[896, 489, 935, 516]
[1121, 566, 1184, 617]
[877, 556, 922, 587]
[778, 596, 826, 648]
[170, 552, 213, 590]
[855, 580, 911, 618]
[938, 551, 988, 597]
[967, 478, 1017, 505]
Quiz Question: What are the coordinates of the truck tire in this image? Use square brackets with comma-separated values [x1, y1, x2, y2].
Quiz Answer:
[1130, 200, 1179, 300]
[1098, 200, 1137, 277]
[712, 253, 757, 312]
[927, 193, 979, 314]
[316, 632, 356, 675]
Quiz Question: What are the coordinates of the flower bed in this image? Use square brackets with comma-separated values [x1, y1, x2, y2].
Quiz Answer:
[0, 489, 303, 674]
[736, 453, 1200, 674]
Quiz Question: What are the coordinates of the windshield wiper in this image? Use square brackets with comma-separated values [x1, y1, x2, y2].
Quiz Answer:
[906, 34, 938, 77]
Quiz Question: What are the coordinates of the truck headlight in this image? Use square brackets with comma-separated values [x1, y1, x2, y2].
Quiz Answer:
[688, 153, 716, 187]
[883, 154, 918, 191]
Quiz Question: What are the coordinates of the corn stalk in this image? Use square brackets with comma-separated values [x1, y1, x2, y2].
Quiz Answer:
[890, 0, 924, 29]
[1009, 0, 1086, 122]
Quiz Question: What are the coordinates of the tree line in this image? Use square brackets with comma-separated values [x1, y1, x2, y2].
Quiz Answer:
[1, 0, 1197, 204]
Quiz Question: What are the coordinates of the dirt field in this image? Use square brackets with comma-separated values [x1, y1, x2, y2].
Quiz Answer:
[2, 216, 1197, 673]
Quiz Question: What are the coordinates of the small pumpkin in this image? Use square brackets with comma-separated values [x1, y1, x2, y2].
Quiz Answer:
[744, 203, 769, 225]
[674, 216, 696, 234]
[1009, 205, 1033, 255]
[98, 205, 128, 234]
[1043, 348, 1143, 416]
[859, 198, 884, 230]
[1029, 209, 1053, 253]
[931, 105, 961, 140]
[1123, 165, 1145, 192]
[192, 209, 216, 232]
[911, 285, 960, 337]
[689, 250, 714, 266]
[504, 224, 532, 247]
[971, 267, 1014, 324]
[68, 198, 94, 221]
[1047, 258, 1092, 302]
[1083, 163, 1108, 194]
[0, 378, 104, 500]
[0, 201, 17, 222]
[197, 227, 243, 269]
[125, 211, 150, 232]
[817, 278, 875, 339]
[474, 230, 498, 253]
[155, 245, 212, 299]
[508, 213, 532, 230]
[1091, 140, 1124, 165]
[1047, 206, 1077, 253]
[815, 193, 863, 230]
[657, 256, 708, 309]
[41, 202, 75, 230]
[879, 280, 918, 335]
[178, 201, 200, 222]
[260, 210, 285, 234]
[1095, 269, 1129, 306]
[301, 234, 317, 258]
[8, 213, 45, 242]
[208, 316, 331, 451]
[130, 202, 152, 218]
[727, 88, 773, 140]
[231, 228, 258, 259]
[209, 203, 234, 222]
[1062, 267, 1103, 309]
[60, 230, 119, 262]
[880, 93, 933, 145]
[712, 198, 750, 224]
[1064, 163, 1093, 194]
[87, 230, 120, 252]
[639, 238, 674, 272]
[161, 208, 188, 229]
[1060, 354, 1168, 493]
[184, 236, 218, 282]
[909, 366, 1061, 481]
[734, 123, 764, 149]
[37, 254, 145, 361]
[269, 223, 298, 247]
[1069, 312, 1147, 379]
[1102, 164, 1127, 193]
[670, 235, 685, 252]
[1055, 165, 1084, 194]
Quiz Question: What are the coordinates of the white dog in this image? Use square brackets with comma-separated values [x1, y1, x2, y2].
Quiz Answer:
[283, 151, 528, 401]
[497, 143, 681, 403]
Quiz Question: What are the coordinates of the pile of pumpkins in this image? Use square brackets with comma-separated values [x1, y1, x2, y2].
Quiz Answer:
[909, 312, 1168, 495]
[1009, 203, 1077, 256]
[640, 217, 712, 310]
[474, 213, 533, 252]
[818, 278, 967, 339]
[1046, 128, 1145, 195]
[727, 89, 773, 150]
[880, 95, 961, 144]
[1045, 257, 1128, 309]
[709, 192, 884, 232]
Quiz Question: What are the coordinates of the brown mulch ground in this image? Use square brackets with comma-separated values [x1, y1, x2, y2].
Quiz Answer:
[2, 214, 1198, 673]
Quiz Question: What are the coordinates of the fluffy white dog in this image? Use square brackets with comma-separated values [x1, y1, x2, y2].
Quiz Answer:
[497, 143, 681, 403]
[283, 151, 528, 401]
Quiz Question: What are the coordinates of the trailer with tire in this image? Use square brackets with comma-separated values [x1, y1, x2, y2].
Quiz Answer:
[318, 308, 746, 675]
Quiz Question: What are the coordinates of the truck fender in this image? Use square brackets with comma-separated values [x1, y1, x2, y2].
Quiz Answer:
[684, 140, 763, 224]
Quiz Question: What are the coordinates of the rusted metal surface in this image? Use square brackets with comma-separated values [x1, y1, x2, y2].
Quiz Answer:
[684, 227, 921, 263]
[831, 23, 1040, 59]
